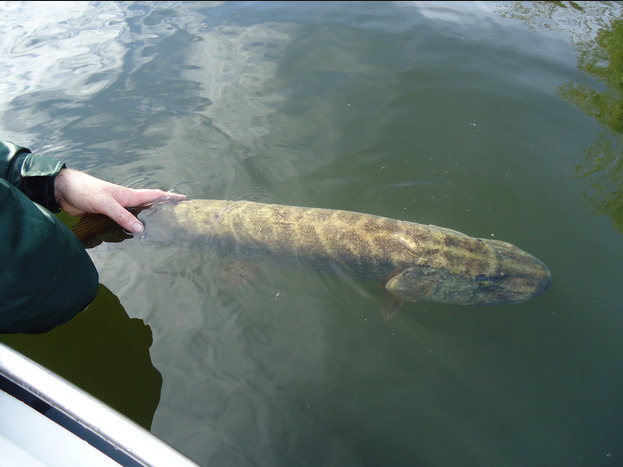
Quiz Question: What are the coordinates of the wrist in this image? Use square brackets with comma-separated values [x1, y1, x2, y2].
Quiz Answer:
[54, 167, 68, 206]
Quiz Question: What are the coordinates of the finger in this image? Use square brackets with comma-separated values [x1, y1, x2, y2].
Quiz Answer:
[57, 200, 85, 217]
[105, 200, 145, 233]
[114, 188, 186, 208]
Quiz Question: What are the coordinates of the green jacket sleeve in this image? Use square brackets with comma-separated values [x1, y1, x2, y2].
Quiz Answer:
[0, 140, 65, 212]
[0, 141, 98, 334]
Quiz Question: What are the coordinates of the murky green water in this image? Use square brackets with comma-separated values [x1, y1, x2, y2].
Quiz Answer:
[2, 1, 623, 466]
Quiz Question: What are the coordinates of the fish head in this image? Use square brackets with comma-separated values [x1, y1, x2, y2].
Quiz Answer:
[385, 237, 551, 306]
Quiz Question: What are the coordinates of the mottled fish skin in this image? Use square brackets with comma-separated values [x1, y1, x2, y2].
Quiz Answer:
[139, 199, 551, 316]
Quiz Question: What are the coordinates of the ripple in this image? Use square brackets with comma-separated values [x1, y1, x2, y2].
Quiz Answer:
[0, 2, 127, 101]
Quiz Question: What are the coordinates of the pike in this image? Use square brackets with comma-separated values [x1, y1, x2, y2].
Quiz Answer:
[73, 199, 552, 320]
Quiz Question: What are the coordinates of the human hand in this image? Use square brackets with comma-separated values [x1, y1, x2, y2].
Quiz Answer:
[54, 168, 186, 233]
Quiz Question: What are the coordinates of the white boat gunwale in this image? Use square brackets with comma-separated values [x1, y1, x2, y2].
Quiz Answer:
[0, 342, 199, 467]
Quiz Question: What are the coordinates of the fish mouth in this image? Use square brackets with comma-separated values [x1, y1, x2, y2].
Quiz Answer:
[474, 239, 552, 305]
[476, 269, 551, 304]
[468, 271, 551, 305]
[532, 266, 552, 297]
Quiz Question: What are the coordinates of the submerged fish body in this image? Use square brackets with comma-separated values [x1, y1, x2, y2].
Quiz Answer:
[134, 199, 551, 318]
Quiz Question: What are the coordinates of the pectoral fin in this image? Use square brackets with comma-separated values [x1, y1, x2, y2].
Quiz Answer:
[382, 290, 404, 321]
[382, 266, 431, 320]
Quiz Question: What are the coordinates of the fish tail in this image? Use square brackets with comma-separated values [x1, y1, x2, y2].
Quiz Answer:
[71, 206, 146, 248]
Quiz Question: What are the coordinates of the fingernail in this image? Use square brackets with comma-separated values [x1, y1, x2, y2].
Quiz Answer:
[132, 222, 144, 233]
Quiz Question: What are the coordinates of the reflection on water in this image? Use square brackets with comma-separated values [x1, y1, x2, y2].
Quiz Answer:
[1, 1, 623, 466]
[560, 16, 623, 237]
[0, 2, 126, 101]
[0, 283, 162, 429]
[496, 0, 623, 243]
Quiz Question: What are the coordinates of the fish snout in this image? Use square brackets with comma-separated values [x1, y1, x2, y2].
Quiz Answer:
[481, 239, 552, 304]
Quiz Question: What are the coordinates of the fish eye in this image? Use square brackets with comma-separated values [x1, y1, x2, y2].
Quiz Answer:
[475, 274, 489, 284]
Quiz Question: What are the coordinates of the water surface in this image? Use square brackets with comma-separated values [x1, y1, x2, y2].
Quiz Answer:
[1, 2, 622, 466]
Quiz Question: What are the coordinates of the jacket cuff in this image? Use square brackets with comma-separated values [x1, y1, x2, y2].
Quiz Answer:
[19, 153, 66, 212]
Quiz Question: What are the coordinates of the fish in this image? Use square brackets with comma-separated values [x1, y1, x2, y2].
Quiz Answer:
[72, 199, 552, 320]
